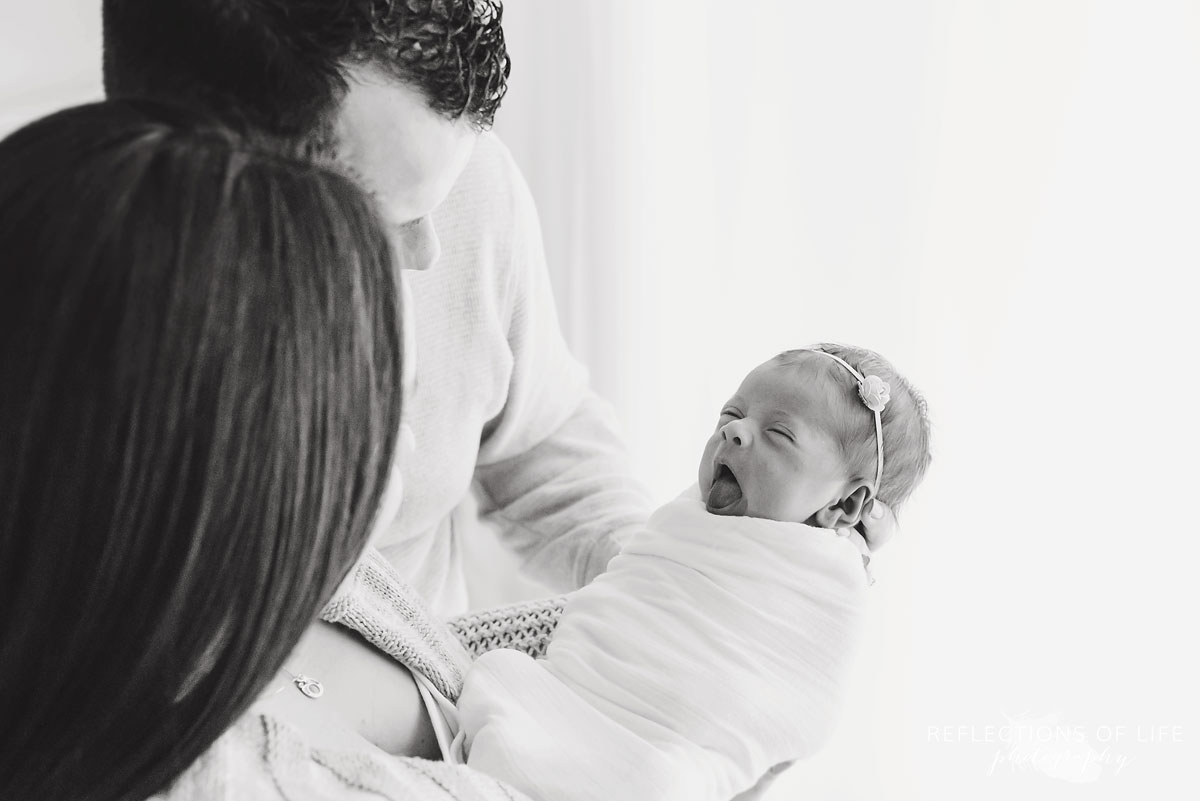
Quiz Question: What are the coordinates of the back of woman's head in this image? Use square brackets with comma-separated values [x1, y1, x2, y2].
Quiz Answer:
[0, 100, 402, 800]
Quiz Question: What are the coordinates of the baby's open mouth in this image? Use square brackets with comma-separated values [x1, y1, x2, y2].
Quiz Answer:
[706, 462, 747, 516]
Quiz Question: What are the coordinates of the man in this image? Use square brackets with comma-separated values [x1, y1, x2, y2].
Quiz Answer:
[103, 0, 651, 615]
[102, 0, 651, 757]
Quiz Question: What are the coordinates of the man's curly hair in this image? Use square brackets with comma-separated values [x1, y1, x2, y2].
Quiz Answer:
[354, 0, 509, 129]
[103, 0, 510, 147]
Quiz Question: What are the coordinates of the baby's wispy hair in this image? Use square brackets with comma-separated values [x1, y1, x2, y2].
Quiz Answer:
[775, 344, 932, 512]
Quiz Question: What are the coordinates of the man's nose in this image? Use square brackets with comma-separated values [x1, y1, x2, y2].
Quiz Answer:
[721, 419, 753, 447]
[395, 216, 441, 271]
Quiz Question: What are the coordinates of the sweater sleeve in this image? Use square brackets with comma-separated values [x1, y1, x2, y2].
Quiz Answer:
[472, 143, 652, 592]
[321, 547, 473, 700]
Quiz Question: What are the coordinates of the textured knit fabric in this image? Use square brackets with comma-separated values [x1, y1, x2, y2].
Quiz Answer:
[446, 597, 566, 661]
[150, 714, 533, 801]
[456, 488, 870, 801]
[321, 548, 473, 701]
[320, 548, 564, 701]
[147, 586, 560, 801]
[349, 132, 652, 618]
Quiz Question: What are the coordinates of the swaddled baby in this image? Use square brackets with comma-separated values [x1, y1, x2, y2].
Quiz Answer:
[454, 344, 932, 801]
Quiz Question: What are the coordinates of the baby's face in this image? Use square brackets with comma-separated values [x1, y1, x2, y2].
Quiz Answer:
[698, 360, 851, 524]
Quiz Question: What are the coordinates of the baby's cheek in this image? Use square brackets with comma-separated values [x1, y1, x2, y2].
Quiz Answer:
[697, 439, 716, 487]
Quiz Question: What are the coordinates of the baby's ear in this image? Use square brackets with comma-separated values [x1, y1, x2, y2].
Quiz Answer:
[813, 485, 871, 530]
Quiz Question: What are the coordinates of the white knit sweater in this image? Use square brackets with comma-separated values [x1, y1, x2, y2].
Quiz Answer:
[153, 555, 548, 801]
[366, 133, 652, 617]
[150, 714, 533, 801]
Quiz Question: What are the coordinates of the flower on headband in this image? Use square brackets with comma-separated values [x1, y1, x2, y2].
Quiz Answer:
[859, 375, 891, 413]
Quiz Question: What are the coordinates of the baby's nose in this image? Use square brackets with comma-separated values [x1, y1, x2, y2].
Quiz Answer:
[721, 420, 753, 447]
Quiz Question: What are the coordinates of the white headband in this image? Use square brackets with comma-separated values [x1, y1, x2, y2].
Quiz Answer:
[800, 348, 890, 496]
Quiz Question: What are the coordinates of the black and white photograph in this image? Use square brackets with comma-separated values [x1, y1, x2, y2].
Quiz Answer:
[1, 2, 1195, 799]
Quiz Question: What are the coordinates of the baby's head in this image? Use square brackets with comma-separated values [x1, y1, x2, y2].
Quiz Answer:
[698, 344, 931, 531]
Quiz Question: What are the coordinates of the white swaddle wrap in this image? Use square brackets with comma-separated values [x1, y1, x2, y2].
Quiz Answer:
[456, 487, 869, 801]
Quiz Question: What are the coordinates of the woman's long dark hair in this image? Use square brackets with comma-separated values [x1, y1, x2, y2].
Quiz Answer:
[0, 100, 403, 800]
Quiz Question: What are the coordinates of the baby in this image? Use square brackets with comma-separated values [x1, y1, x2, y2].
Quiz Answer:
[699, 344, 928, 547]
[454, 343, 932, 801]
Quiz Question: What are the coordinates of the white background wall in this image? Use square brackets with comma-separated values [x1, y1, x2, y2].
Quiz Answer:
[496, 3, 1200, 799]
[4, 2, 1197, 799]
[0, 1, 101, 132]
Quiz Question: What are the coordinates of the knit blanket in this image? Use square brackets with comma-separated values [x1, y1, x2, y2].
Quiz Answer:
[455, 487, 869, 801]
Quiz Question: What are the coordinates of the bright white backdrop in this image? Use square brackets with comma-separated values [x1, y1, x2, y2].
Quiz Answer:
[3, 2, 1197, 799]
[495, 3, 1199, 799]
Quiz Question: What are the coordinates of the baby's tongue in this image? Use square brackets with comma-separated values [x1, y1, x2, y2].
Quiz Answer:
[706, 472, 744, 515]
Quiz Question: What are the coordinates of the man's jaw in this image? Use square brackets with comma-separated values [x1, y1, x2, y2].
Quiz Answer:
[706, 460, 748, 516]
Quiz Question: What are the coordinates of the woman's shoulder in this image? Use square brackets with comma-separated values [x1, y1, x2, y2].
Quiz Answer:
[151, 713, 530, 801]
